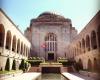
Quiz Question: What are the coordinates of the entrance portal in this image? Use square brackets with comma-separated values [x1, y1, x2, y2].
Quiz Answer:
[48, 53, 54, 60]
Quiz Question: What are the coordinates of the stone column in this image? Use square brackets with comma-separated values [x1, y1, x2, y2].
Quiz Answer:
[3, 31, 6, 50]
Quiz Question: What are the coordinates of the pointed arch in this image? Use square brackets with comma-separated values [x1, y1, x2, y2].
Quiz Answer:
[78, 59, 83, 70]
[6, 31, 12, 50]
[82, 38, 85, 53]
[91, 31, 97, 49]
[45, 33, 57, 52]
[21, 42, 23, 55]
[86, 35, 90, 51]
[0, 24, 5, 47]
[17, 39, 20, 53]
[97, 26, 100, 48]
[12, 35, 16, 52]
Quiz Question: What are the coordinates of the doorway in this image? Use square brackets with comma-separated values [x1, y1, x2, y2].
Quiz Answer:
[48, 53, 54, 60]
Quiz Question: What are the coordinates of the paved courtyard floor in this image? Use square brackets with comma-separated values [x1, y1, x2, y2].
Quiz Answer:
[62, 72, 96, 80]
[1, 72, 97, 80]
[1, 72, 41, 80]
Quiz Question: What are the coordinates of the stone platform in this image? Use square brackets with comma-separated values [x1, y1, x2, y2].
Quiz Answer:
[39, 62, 63, 73]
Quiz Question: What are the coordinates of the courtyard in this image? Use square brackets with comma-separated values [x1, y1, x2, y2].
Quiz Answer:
[0, 0, 100, 80]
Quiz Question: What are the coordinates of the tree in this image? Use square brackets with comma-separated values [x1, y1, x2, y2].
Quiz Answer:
[5, 58, 10, 71]
[19, 59, 25, 71]
[12, 59, 16, 70]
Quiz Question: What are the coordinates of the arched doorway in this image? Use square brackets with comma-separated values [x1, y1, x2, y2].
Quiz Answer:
[45, 33, 57, 61]
[94, 58, 98, 72]
[78, 59, 83, 70]
[88, 59, 92, 71]
[0, 24, 5, 47]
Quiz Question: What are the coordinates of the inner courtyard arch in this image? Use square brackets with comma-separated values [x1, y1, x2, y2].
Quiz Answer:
[0, 24, 5, 47]
[6, 31, 12, 50]
[91, 31, 97, 49]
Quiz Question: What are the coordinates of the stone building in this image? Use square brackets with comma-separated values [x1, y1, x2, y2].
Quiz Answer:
[25, 12, 77, 61]
[0, 9, 31, 70]
[65, 10, 100, 73]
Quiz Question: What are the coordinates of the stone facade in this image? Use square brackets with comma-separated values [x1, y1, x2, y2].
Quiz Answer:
[65, 10, 100, 73]
[25, 12, 77, 61]
[0, 9, 31, 70]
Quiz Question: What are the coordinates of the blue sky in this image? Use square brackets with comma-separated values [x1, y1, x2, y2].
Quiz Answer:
[1, 0, 100, 33]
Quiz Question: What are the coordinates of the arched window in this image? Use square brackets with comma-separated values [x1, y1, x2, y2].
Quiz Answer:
[86, 35, 90, 51]
[97, 26, 100, 48]
[17, 39, 20, 53]
[0, 24, 5, 47]
[45, 33, 57, 60]
[91, 31, 97, 49]
[6, 31, 11, 50]
[12, 36, 16, 52]
[45, 33, 57, 52]
[82, 39, 85, 53]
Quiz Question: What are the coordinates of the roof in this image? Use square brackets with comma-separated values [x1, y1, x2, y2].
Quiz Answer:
[31, 12, 71, 23]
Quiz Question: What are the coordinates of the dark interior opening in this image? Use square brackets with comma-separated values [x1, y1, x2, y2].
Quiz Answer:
[48, 53, 54, 60]
[42, 67, 60, 73]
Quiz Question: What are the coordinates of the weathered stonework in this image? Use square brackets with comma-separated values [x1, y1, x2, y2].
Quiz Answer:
[0, 9, 31, 70]
[65, 11, 100, 73]
[25, 12, 77, 61]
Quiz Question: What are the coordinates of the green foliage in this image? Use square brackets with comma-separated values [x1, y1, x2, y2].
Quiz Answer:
[0, 70, 22, 74]
[27, 60, 43, 66]
[24, 62, 29, 70]
[5, 58, 10, 71]
[12, 59, 16, 70]
[19, 59, 25, 71]
[19, 59, 30, 72]
[57, 57, 74, 66]
[29, 57, 43, 60]
[28, 57, 44, 66]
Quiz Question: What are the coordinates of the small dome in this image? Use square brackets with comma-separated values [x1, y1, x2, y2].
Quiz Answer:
[38, 12, 53, 17]
[38, 12, 58, 19]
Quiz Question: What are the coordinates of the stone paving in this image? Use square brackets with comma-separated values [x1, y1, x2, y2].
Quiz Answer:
[62, 72, 96, 80]
[1, 72, 98, 80]
[71, 73, 97, 80]
[1, 72, 41, 80]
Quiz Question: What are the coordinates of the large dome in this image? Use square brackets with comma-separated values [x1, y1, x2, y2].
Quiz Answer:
[31, 12, 71, 26]
[38, 12, 66, 20]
